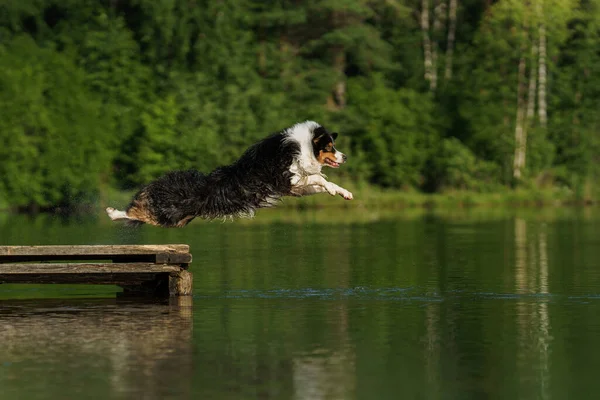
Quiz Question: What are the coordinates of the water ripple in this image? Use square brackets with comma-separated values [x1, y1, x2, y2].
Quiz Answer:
[196, 288, 600, 304]
[196, 286, 444, 302]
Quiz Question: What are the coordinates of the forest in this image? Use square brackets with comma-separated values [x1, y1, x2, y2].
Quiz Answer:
[0, 0, 599, 211]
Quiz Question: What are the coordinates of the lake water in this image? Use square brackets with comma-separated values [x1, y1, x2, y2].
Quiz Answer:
[1, 208, 600, 399]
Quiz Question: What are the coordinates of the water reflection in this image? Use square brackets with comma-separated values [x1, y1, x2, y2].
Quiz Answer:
[290, 224, 356, 399]
[292, 302, 355, 400]
[2, 211, 600, 399]
[514, 218, 552, 399]
[424, 303, 441, 395]
[0, 298, 193, 399]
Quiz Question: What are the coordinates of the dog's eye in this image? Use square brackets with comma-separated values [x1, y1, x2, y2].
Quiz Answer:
[325, 145, 333, 152]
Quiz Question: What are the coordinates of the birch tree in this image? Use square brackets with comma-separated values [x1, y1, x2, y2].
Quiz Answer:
[513, 52, 528, 179]
[537, 0, 548, 127]
[421, 0, 459, 90]
[430, 0, 446, 91]
[515, 1, 538, 179]
[444, 0, 458, 80]
[421, 0, 435, 90]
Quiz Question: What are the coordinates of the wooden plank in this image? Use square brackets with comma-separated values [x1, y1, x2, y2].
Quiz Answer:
[0, 245, 191, 265]
[0, 253, 192, 264]
[0, 263, 182, 275]
[0, 245, 189, 257]
[155, 253, 193, 264]
[0, 273, 169, 286]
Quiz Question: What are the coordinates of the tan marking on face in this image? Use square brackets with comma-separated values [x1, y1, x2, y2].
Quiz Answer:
[317, 142, 337, 165]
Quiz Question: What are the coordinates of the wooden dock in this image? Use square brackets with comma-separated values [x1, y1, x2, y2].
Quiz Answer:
[0, 245, 193, 297]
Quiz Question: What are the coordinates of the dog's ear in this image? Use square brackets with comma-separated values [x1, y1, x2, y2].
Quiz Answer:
[313, 126, 328, 143]
[331, 132, 338, 141]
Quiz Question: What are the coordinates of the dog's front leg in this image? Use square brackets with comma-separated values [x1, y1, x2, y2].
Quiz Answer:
[290, 185, 328, 197]
[296, 175, 353, 200]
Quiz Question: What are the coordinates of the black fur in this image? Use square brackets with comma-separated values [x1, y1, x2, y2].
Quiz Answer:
[127, 132, 300, 227]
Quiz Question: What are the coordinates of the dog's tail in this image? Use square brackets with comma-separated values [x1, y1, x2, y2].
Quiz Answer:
[106, 207, 145, 226]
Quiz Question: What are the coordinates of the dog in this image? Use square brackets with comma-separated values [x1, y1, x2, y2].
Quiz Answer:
[106, 121, 353, 227]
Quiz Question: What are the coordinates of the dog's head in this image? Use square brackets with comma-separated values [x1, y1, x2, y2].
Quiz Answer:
[312, 126, 347, 168]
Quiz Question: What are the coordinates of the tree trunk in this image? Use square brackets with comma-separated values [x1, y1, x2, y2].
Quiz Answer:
[258, 41, 267, 77]
[526, 36, 537, 120]
[421, 0, 434, 90]
[526, 10, 538, 129]
[444, 0, 458, 80]
[537, 22, 547, 127]
[430, 0, 445, 91]
[332, 47, 347, 108]
[518, 27, 538, 182]
[329, 10, 348, 109]
[535, 0, 547, 127]
[514, 54, 527, 179]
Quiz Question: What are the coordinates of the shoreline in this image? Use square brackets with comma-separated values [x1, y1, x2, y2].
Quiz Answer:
[0, 186, 597, 216]
[279, 186, 598, 210]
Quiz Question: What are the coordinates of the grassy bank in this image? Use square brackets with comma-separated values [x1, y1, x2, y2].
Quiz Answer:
[273, 180, 595, 210]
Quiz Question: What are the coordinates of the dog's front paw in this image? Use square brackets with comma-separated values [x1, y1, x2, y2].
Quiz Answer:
[340, 190, 353, 200]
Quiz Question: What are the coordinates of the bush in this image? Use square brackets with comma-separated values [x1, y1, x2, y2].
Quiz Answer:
[428, 138, 501, 192]
[0, 36, 110, 209]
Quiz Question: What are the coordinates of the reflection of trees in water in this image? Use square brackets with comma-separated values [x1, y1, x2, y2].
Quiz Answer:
[293, 237, 355, 400]
[514, 218, 551, 400]
[293, 346, 355, 400]
[0, 298, 193, 399]
[424, 303, 440, 395]
[292, 301, 355, 400]
[515, 218, 549, 295]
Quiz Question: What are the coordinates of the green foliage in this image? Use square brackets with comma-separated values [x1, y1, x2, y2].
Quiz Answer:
[343, 75, 438, 188]
[74, 12, 152, 151]
[429, 138, 501, 191]
[0, 0, 599, 210]
[0, 35, 110, 209]
[457, 0, 576, 184]
[549, 0, 600, 190]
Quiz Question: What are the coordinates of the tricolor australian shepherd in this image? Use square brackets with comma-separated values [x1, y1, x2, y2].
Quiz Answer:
[106, 121, 353, 227]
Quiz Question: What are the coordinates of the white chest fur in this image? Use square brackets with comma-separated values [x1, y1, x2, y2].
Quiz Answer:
[283, 120, 323, 186]
[288, 160, 322, 186]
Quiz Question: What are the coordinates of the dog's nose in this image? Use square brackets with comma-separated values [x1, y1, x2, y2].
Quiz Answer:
[342, 154, 347, 162]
